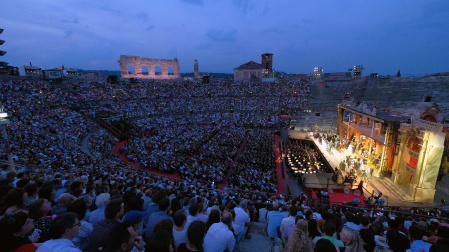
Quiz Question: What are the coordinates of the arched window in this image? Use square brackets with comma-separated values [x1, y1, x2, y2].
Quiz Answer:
[167, 66, 174, 75]
[155, 65, 162, 75]
[128, 65, 135, 75]
[142, 65, 149, 75]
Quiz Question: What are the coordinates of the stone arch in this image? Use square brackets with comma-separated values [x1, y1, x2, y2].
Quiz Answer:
[167, 66, 174, 75]
[421, 103, 442, 123]
[142, 65, 149, 75]
[118, 55, 181, 80]
[128, 65, 135, 75]
[155, 65, 162, 75]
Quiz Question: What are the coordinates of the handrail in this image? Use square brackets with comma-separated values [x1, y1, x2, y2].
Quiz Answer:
[330, 204, 449, 221]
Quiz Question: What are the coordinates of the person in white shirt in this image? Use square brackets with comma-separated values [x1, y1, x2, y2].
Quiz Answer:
[88, 193, 110, 227]
[280, 206, 297, 239]
[234, 200, 252, 241]
[203, 212, 236, 252]
[36, 212, 81, 252]
[172, 210, 188, 249]
[185, 203, 201, 230]
[67, 198, 93, 251]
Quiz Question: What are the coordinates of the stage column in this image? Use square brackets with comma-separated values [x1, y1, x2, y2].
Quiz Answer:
[392, 131, 407, 184]
[409, 132, 444, 203]
[337, 106, 344, 136]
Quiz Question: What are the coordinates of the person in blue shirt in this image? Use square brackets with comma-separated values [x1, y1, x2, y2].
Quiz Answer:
[145, 192, 164, 225]
[143, 197, 173, 240]
[409, 225, 432, 252]
[266, 203, 284, 238]
[142, 189, 153, 211]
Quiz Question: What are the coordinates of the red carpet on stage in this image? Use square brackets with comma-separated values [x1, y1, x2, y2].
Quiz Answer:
[275, 135, 289, 195]
[311, 188, 367, 204]
[114, 140, 181, 180]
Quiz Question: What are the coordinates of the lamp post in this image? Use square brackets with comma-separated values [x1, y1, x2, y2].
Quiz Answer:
[0, 103, 14, 171]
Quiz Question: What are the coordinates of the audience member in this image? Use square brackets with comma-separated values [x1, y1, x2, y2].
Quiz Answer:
[203, 211, 236, 252]
[178, 220, 206, 252]
[36, 212, 81, 252]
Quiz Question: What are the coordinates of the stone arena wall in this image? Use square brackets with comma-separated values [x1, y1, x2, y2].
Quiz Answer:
[118, 55, 180, 79]
[294, 76, 449, 131]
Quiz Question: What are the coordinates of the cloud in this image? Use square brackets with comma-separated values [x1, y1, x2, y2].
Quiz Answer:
[60, 18, 79, 24]
[0, 18, 64, 36]
[101, 5, 122, 14]
[301, 19, 313, 24]
[232, 0, 254, 13]
[260, 27, 282, 35]
[262, 2, 269, 15]
[206, 29, 237, 42]
[180, 0, 204, 5]
[146, 25, 155, 31]
[64, 30, 73, 38]
[195, 43, 212, 50]
[136, 12, 150, 20]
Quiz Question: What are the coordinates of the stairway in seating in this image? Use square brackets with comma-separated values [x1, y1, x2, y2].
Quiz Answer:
[237, 222, 283, 252]
[93, 117, 126, 140]
[370, 177, 412, 202]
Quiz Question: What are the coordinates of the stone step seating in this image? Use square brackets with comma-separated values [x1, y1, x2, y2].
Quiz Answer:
[304, 77, 449, 129]
[237, 222, 283, 252]
[369, 177, 413, 202]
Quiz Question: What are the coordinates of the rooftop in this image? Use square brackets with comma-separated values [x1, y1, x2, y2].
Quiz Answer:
[234, 61, 263, 70]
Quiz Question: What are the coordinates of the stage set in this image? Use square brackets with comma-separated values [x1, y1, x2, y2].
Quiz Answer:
[286, 101, 448, 205]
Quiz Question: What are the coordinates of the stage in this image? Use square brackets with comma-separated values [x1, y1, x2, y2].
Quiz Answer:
[286, 130, 449, 207]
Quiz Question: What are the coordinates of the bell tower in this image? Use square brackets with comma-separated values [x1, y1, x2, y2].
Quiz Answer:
[261, 53, 273, 73]
[194, 59, 199, 78]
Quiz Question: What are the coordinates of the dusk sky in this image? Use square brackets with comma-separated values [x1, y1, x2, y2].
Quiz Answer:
[1, 0, 448, 76]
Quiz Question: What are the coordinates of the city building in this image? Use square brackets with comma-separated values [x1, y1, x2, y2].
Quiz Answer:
[353, 65, 364, 79]
[62, 68, 79, 78]
[18, 65, 41, 77]
[233, 53, 273, 81]
[42, 69, 62, 79]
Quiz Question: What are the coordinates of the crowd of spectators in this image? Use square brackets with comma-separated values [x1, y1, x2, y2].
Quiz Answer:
[1, 165, 448, 252]
[0, 77, 312, 192]
[229, 129, 277, 192]
[0, 77, 340, 251]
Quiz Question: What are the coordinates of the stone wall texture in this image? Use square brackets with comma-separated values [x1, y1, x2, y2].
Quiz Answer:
[233, 69, 263, 81]
[118, 55, 180, 79]
[294, 76, 449, 131]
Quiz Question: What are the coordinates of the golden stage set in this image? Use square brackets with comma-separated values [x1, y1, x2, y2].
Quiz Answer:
[337, 101, 446, 203]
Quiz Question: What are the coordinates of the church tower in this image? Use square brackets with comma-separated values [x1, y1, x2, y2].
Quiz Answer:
[194, 59, 199, 78]
[261, 53, 273, 73]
